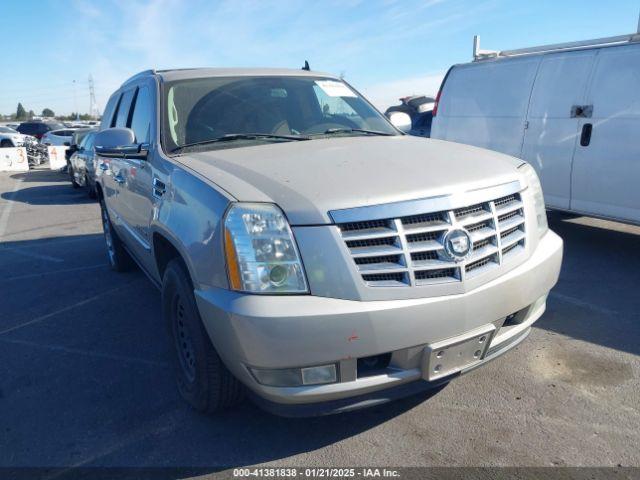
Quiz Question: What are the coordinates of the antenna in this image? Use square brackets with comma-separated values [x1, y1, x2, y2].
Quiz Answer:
[637, 8, 640, 33]
[88, 74, 100, 119]
[302, 60, 310, 71]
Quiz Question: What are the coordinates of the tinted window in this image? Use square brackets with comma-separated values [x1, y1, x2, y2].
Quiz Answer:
[115, 89, 136, 128]
[129, 86, 152, 143]
[101, 93, 120, 130]
[81, 132, 96, 150]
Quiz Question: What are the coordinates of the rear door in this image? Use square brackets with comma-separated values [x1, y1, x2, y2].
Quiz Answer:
[570, 44, 640, 223]
[431, 56, 539, 157]
[117, 84, 156, 266]
[102, 89, 136, 232]
[520, 50, 597, 209]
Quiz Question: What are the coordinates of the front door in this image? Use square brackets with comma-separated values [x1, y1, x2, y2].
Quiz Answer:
[520, 50, 597, 209]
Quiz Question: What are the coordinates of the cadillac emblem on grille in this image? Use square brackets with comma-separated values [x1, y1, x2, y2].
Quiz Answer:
[443, 228, 473, 262]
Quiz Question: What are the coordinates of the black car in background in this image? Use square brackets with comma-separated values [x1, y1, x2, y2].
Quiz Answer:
[16, 121, 65, 141]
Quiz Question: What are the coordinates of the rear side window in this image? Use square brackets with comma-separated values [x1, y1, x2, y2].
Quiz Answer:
[115, 89, 136, 128]
[440, 58, 539, 117]
[81, 132, 96, 150]
[129, 86, 153, 143]
[101, 94, 120, 130]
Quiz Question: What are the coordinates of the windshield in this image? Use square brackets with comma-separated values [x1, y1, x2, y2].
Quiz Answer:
[0, 126, 17, 133]
[162, 76, 398, 152]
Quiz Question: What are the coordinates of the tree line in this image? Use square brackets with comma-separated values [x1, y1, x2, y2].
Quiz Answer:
[3, 103, 95, 121]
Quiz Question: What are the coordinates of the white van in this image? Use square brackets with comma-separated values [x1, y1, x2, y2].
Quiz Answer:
[431, 33, 640, 225]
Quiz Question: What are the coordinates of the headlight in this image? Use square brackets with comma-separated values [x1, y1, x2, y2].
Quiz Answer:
[224, 203, 308, 294]
[519, 163, 548, 237]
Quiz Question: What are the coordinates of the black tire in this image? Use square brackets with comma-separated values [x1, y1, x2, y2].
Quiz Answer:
[162, 259, 243, 413]
[0, 139, 12, 148]
[86, 176, 97, 199]
[99, 199, 133, 272]
[68, 163, 80, 188]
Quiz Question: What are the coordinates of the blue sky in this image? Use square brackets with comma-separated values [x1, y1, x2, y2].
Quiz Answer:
[1, 0, 638, 115]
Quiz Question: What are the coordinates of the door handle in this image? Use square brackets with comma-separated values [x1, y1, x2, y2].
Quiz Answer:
[571, 105, 593, 118]
[580, 123, 593, 147]
[113, 173, 125, 184]
[153, 178, 166, 198]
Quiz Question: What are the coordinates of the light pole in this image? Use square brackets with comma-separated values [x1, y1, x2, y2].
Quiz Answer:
[73, 80, 79, 121]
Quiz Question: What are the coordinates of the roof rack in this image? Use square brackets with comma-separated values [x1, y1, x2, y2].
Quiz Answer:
[472, 33, 640, 61]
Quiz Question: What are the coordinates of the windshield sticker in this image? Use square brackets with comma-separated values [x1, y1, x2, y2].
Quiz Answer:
[315, 80, 356, 97]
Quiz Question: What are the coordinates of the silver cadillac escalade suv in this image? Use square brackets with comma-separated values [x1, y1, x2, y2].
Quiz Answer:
[94, 68, 563, 416]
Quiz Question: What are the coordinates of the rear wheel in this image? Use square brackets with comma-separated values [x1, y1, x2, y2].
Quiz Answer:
[162, 259, 243, 413]
[0, 139, 12, 148]
[99, 199, 133, 272]
[86, 175, 97, 198]
[68, 163, 80, 188]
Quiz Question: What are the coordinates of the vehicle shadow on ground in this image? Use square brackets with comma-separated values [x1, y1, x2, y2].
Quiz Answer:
[1, 183, 95, 205]
[10, 167, 70, 183]
[0, 232, 443, 470]
[538, 213, 640, 356]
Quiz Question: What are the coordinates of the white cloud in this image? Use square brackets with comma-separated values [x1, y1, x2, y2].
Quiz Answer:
[361, 71, 445, 111]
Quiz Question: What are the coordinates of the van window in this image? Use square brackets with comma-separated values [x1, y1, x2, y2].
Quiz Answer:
[589, 45, 640, 119]
[129, 86, 152, 143]
[440, 58, 539, 117]
[115, 89, 136, 128]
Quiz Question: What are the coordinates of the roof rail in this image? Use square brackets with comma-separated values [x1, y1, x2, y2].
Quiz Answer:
[473, 33, 640, 62]
[121, 69, 156, 86]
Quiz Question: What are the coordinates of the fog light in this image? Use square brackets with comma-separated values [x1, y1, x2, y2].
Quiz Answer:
[250, 364, 337, 387]
[301, 364, 337, 385]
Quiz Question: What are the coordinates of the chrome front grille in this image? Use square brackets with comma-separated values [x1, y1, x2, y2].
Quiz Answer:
[337, 192, 526, 287]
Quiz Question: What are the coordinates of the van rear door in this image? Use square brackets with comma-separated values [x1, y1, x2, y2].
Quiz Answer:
[570, 44, 640, 223]
[520, 50, 597, 210]
[431, 57, 538, 157]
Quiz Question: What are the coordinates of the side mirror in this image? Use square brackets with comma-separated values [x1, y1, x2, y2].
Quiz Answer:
[388, 112, 412, 133]
[95, 127, 148, 160]
[64, 141, 70, 146]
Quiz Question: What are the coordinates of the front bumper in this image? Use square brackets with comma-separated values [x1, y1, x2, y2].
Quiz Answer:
[196, 229, 562, 413]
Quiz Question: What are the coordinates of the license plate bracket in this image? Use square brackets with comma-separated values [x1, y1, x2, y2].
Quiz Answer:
[423, 325, 496, 381]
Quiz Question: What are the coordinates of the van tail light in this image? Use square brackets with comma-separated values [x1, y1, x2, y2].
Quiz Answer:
[432, 88, 443, 117]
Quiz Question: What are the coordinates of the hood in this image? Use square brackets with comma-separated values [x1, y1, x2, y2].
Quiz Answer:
[183, 136, 524, 225]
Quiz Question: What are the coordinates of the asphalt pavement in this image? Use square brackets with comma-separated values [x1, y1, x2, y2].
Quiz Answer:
[0, 167, 639, 471]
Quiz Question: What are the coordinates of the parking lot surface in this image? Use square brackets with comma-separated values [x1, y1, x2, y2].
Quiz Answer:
[0, 167, 639, 470]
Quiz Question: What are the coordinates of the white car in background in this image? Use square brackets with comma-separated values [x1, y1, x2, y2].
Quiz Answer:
[41, 128, 78, 146]
[0, 126, 31, 148]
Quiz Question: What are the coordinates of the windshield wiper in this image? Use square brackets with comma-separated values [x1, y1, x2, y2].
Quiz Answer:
[171, 133, 310, 153]
[319, 128, 395, 137]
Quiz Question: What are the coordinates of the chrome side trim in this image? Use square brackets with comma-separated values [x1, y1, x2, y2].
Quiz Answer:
[329, 180, 523, 224]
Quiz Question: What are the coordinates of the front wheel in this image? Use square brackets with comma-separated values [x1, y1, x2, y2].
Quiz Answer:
[162, 259, 244, 413]
[99, 200, 133, 272]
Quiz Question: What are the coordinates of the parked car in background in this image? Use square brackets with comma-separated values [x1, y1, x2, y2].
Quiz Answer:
[16, 121, 65, 141]
[41, 128, 77, 146]
[385, 95, 435, 137]
[68, 130, 98, 197]
[65, 128, 94, 161]
[431, 32, 640, 225]
[0, 126, 31, 147]
[93, 68, 562, 416]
